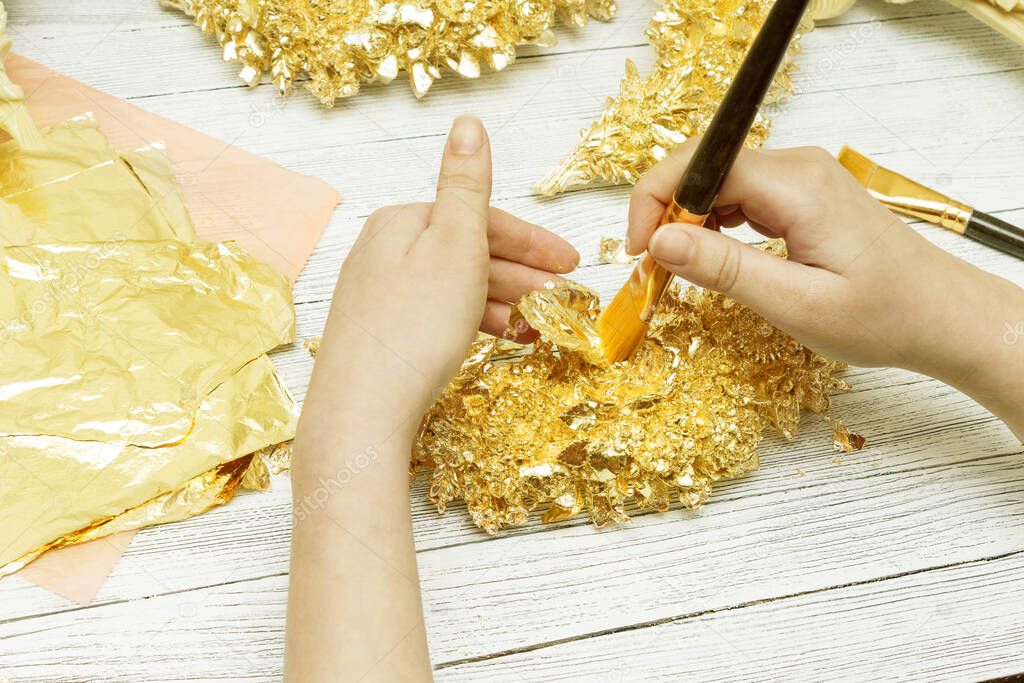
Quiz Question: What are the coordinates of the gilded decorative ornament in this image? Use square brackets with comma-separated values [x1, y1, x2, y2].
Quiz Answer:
[536, 0, 812, 195]
[163, 0, 617, 103]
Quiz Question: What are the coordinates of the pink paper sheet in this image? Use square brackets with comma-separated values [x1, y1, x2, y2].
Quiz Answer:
[17, 532, 136, 605]
[6, 54, 341, 605]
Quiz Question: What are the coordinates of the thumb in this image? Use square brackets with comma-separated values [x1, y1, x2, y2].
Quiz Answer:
[648, 224, 830, 326]
[430, 115, 492, 243]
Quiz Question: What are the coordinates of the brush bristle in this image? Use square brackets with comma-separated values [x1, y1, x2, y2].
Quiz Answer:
[837, 146, 876, 187]
[596, 284, 648, 364]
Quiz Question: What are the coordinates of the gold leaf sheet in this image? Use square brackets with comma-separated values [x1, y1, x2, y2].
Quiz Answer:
[0, 354, 298, 570]
[0, 115, 116, 193]
[414, 241, 848, 532]
[0, 5, 43, 150]
[0, 118, 196, 318]
[2, 455, 256, 576]
[0, 157, 194, 245]
[0, 116, 196, 245]
[597, 236, 636, 265]
[118, 144, 196, 237]
[0, 239, 295, 447]
[0, 43, 312, 582]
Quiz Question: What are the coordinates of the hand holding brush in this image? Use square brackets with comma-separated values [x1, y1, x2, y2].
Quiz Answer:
[626, 140, 1024, 440]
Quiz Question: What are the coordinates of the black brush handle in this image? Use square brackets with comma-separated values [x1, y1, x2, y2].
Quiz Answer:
[675, 0, 810, 215]
[965, 210, 1024, 260]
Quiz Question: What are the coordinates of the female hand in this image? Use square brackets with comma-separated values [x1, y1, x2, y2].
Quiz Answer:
[310, 114, 578, 428]
[286, 116, 578, 683]
[626, 139, 1024, 437]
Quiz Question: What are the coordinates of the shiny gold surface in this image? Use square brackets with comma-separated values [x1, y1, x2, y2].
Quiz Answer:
[165, 0, 615, 103]
[597, 237, 636, 265]
[413, 240, 848, 532]
[0, 62, 300, 572]
[1, 456, 257, 576]
[838, 146, 972, 235]
[829, 417, 867, 453]
[1, 355, 298, 570]
[0, 6, 43, 150]
[0, 116, 112, 190]
[0, 116, 196, 244]
[1, 157, 194, 244]
[0, 240, 295, 447]
[535, 0, 810, 195]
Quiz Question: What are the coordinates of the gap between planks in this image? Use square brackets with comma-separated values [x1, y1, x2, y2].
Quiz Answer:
[431, 546, 1024, 670]
[4, 436, 1019, 627]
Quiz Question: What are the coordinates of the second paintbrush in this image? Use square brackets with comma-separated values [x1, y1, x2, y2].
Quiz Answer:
[838, 146, 1024, 261]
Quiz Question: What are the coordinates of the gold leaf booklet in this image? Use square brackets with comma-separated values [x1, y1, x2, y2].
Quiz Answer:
[0, 15, 298, 574]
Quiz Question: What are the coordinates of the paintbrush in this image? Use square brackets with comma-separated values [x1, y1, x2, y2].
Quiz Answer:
[596, 0, 811, 364]
[838, 146, 1024, 260]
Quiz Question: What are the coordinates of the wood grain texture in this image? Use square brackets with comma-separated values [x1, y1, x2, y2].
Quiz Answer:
[1, 0, 1023, 680]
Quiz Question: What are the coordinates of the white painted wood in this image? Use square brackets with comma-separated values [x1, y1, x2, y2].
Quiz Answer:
[438, 551, 1024, 681]
[1, 0, 1023, 681]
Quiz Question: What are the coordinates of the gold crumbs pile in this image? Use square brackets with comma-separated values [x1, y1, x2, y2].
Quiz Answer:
[413, 241, 848, 532]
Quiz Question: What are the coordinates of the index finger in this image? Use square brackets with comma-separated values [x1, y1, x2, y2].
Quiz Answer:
[625, 137, 698, 255]
[625, 140, 830, 255]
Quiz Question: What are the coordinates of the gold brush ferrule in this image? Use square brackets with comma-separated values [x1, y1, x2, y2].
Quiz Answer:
[866, 186, 972, 235]
[630, 200, 708, 322]
[839, 147, 973, 235]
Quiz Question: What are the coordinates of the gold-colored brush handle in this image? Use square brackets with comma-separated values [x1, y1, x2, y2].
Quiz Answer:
[632, 200, 710, 322]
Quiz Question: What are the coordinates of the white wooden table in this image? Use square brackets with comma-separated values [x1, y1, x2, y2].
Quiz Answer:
[3, 1, 1024, 680]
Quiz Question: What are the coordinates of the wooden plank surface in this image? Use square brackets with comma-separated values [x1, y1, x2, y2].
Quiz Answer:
[2, 0, 1023, 680]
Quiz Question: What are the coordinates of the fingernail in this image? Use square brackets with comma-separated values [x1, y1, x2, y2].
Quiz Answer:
[624, 233, 634, 255]
[449, 115, 484, 154]
[648, 226, 694, 265]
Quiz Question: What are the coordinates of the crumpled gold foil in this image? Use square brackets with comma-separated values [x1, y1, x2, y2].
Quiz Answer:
[0, 115, 120, 193]
[1, 156, 195, 245]
[0, 117, 197, 323]
[829, 417, 866, 453]
[535, 0, 810, 195]
[0, 5, 43, 150]
[0, 240, 295, 447]
[163, 0, 615, 103]
[239, 442, 293, 490]
[7, 441, 294, 575]
[260, 441, 294, 475]
[0, 116, 195, 245]
[597, 236, 636, 264]
[0, 355, 298, 571]
[413, 240, 848, 532]
[303, 336, 321, 357]
[0, 71, 301, 572]
[0, 455, 257, 576]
